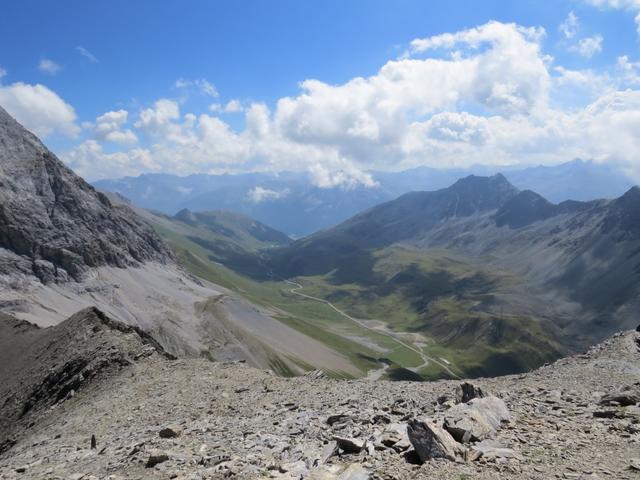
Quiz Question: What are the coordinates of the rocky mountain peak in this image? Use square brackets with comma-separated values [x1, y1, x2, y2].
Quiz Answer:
[174, 208, 199, 224]
[601, 184, 640, 238]
[495, 190, 557, 229]
[0, 106, 173, 283]
[443, 173, 519, 216]
[449, 173, 515, 191]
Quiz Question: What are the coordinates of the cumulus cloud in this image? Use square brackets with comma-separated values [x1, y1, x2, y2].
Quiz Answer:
[617, 55, 640, 84]
[63, 140, 156, 180]
[56, 20, 640, 187]
[94, 109, 137, 145]
[572, 34, 604, 58]
[560, 11, 580, 38]
[38, 58, 61, 75]
[246, 186, 290, 203]
[0, 82, 79, 137]
[134, 99, 181, 137]
[76, 46, 98, 63]
[552, 66, 613, 101]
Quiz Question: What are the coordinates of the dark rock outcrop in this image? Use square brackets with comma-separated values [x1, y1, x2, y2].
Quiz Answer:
[0, 307, 173, 452]
[455, 382, 485, 404]
[0, 106, 172, 283]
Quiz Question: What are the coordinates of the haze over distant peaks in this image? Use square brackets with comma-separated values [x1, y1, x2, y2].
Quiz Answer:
[94, 160, 635, 237]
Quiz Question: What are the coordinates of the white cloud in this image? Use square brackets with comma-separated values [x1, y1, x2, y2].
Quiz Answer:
[175, 78, 218, 98]
[0, 66, 6, 79]
[572, 34, 603, 58]
[56, 20, 640, 188]
[0, 82, 79, 137]
[94, 109, 137, 145]
[617, 55, 640, 84]
[76, 46, 98, 63]
[560, 11, 580, 38]
[63, 140, 156, 181]
[246, 186, 290, 203]
[134, 99, 181, 137]
[553, 66, 613, 98]
[308, 163, 378, 189]
[409, 22, 545, 53]
[210, 99, 244, 113]
[38, 58, 61, 75]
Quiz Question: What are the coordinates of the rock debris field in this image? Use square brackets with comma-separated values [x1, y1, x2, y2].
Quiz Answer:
[1, 309, 639, 479]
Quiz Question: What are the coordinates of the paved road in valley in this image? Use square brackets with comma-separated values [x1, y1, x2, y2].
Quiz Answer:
[284, 279, 461, 379]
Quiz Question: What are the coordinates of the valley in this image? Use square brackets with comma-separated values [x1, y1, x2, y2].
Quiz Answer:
[116, 169, 639, 381]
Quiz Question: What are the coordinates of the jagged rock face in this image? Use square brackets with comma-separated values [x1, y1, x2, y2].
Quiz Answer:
[0, 106, 172, 283]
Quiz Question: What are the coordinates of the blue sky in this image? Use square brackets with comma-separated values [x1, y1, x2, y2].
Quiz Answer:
[1, 0, 639, 184]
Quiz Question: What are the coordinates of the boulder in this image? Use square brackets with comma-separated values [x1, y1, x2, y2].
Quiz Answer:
[407, 418, 467, 463]
[443, 396, 510, 443]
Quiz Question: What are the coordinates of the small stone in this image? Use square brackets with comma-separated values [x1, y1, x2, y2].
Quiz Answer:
[146, 452, 170, 468]
[320, 440, 338, 464]
[279, 460, 308, 476]
[455, 382, 485, 404]
[159, 426, 182, 438]
[599, 389, 640, 407]
[470, 439, 520, 462]
[333, 436, 365, 454]
[338, 463, 370, 480]
[327, 414, 350, 426]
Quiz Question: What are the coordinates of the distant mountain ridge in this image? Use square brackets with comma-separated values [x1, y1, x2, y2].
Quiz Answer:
[173, 209, 292, 248]
[94, 160, 635, 237]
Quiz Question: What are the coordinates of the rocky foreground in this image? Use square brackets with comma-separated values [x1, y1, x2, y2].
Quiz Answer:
[0, 309, 639, 480]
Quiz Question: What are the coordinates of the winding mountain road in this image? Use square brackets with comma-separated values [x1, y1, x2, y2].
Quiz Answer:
[284, 279, 461, 379]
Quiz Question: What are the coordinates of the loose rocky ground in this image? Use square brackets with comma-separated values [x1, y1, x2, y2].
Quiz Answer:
[0, 310, 639, 479]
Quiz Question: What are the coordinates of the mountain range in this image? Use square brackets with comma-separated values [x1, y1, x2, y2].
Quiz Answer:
[255, 174, 640, 376]
[3, 102, 638, 380]
[94, 160, 635, 237]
